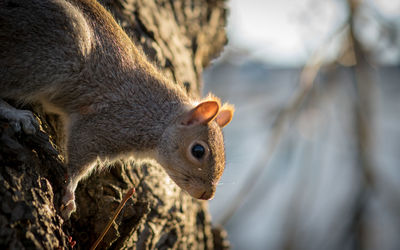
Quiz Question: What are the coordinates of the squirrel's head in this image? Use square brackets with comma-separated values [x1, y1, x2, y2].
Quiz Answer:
[157, 96, 234, 200]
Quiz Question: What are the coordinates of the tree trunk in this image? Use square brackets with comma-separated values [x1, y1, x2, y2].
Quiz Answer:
[0, 0, 229, 249]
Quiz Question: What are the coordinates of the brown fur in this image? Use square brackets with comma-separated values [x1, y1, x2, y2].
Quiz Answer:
[0, 0, 233, 219]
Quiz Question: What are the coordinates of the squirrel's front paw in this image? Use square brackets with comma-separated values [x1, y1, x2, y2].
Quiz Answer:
[9, 110, 38, 134]
[61, 200, 76, 220]
[61, 191, 76, 220]
[0, 101, 38, 134]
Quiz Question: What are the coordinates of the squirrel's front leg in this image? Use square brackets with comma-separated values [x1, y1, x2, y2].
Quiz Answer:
[61, 160, 97, 220]
[61, 117, 98, 219]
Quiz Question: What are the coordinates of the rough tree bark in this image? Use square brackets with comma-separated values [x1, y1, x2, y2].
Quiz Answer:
[0, 0, 230, 249]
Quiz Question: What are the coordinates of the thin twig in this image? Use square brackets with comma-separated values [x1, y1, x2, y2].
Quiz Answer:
[90, 187, 135, 250]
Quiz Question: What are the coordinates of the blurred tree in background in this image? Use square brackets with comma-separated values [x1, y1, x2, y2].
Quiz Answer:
[205, 0, 400, 249]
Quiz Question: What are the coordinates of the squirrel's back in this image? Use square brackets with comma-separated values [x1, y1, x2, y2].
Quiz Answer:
[0, 0, 188, 111]
[0, 0, 91, 100]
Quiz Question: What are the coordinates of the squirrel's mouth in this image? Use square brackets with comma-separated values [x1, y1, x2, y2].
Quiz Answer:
[161, 167, 217, 200]
[199, 191, 207, 199]
[183, 183, 216, 200]
[198, 190, 214, 200]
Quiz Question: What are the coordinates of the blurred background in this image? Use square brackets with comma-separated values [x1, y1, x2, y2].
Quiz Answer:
[203, 0, 400, 249]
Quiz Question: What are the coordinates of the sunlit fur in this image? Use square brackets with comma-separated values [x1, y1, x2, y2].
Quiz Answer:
[157, 114, 225, 200]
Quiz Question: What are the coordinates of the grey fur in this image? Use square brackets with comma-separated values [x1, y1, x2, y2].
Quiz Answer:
[0, 0, 230, 219]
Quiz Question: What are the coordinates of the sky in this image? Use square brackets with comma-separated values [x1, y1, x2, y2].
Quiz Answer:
[226, 0, 400, 66]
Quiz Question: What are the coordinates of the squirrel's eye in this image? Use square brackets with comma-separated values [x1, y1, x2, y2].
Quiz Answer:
[191, 144, 205, 159]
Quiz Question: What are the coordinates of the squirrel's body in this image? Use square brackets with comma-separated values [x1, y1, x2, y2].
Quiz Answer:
[0, 0, 233, 219]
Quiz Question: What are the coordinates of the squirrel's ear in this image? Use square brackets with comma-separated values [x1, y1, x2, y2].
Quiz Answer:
[215, 104, 234, 127]
[181, 101, 220, 125]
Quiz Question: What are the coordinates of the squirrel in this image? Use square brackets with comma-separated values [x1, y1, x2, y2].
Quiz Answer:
[0, 0, 234, 219]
